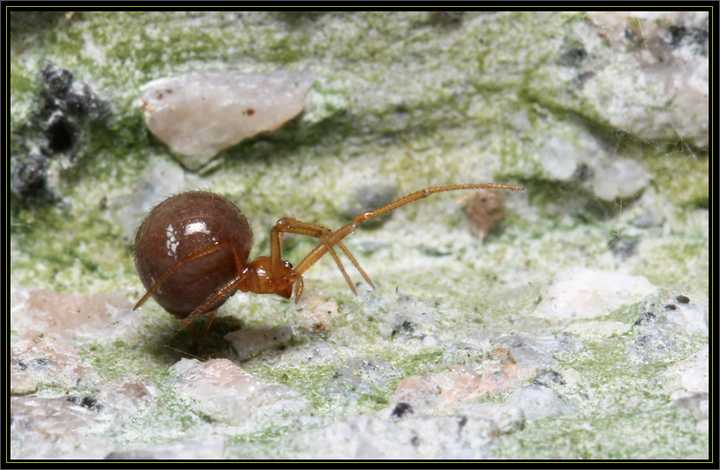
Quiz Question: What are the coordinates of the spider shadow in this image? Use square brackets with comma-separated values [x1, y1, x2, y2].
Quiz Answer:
[143, 314, 304, 365]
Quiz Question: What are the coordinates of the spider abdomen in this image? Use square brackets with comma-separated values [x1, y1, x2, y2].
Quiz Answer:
[134, 191, 253, 318]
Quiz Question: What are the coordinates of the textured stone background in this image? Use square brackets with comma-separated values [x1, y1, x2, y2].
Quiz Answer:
[10, 11, 708, 459]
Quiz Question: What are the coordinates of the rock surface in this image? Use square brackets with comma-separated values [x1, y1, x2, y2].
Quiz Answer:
[10, 11, 708, 460]
[170, 358, 310, 426]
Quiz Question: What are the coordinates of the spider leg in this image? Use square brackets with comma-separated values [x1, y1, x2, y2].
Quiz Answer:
[179, 273, 245, 330]
[134, 241, 229, 310]
[269, 218, 373, 296]
[335, 242, 375, 289]
[294, 183, 524, 277]
[179, 246, 248, 331]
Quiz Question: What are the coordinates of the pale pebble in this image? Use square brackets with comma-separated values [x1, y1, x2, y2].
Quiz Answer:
[140, 70, 314, 169]
[534, 268, 658, 321]
[170, 358, 308, 426]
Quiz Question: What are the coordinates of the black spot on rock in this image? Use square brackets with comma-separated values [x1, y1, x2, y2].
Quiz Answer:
[533, 369, 566, 387]
[625, 27, 642, 45]
[667, 25, 688, 47]
[10, 149, 53, 201]
[676, 295, 690, 304]
[664, 24, 707, 55]
[608, 236, 639, 260]
[690, 28, 708, 55]
[573, 163, 594, 181]
[391, 320, 415, 338]
[40, 64, 74, 98]
[67, 395, 101, 411]
[12, 64, 110, 205]
[558, 47, 587, 67]
[38, 64, 109, 156]
[633, 311, 656, 326]
[81, 396, 99, 409]
[391, 402, 414, 418]
[457, 415, 468, 430]
[664, 304, 677, 311]
[46, 115, 77, 153]
[572, 71, 595, 89]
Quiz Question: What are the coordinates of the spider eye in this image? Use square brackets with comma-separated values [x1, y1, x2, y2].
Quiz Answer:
[283, 260, 293, 269]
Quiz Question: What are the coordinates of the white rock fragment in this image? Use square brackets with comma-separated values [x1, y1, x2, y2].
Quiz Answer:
[538, 135, 582, 181]
[591, 158, 651, 201]
[534, 268, 658, 321]
[289, 414, 497, 459]
[507, 384, 575, 421]
[10, 287, 139, 393]
[224, 326, 293, 361]
[585, 12, 709, 148]
[665, 299, 708, 336]
[664, 347, 708, 399]
[105, 438, 226, 459]
[11, 396, 113, 459]
[294, 295, 338, 333]
[455, 403, 526, 435]
[664, 347, 709, 434]
[140, 70, 314, 169]
[12, 288, 136, 342]
[170, 358, 308, 426]
[392, 349, 536, 412]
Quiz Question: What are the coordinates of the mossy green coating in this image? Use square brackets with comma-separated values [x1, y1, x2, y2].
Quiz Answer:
[247, 363, 338, 412]
[645, 150, 709, 208]
[82, 336, 174, 383]
[493, 327, 707, 459]
[10, 11, 708, 459]
[492, 404, 705, 459]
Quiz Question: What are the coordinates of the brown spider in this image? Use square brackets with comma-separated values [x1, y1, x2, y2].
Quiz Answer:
[133, 183, 523, 330]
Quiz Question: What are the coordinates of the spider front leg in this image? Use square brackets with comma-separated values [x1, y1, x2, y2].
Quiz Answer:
[294, 183, 524, 277]
[179, 246, 248, 331]
[178, 275, 242, 331]
[269, 217, 374, 299]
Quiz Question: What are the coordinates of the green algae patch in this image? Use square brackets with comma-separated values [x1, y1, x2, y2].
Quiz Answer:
[386, 349, 445, 377]
[645, 151, 708, 208]
[246, 363, 338, 413]
[10, 58, 38, 110]
[82, 337, 173, 383]
[633, 238, 708, 294]
[11, 201, 136, 293]
[116, 382, 211, 445]
[493, 329, 707, 458]
[357, 386, 392, 410]
[228, 425, 293, 447]
[600, 301, 654, 325]
[491, 404, 706, 459]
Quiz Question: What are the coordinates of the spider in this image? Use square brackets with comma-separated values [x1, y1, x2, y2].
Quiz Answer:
[133, 183, 522, 330]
